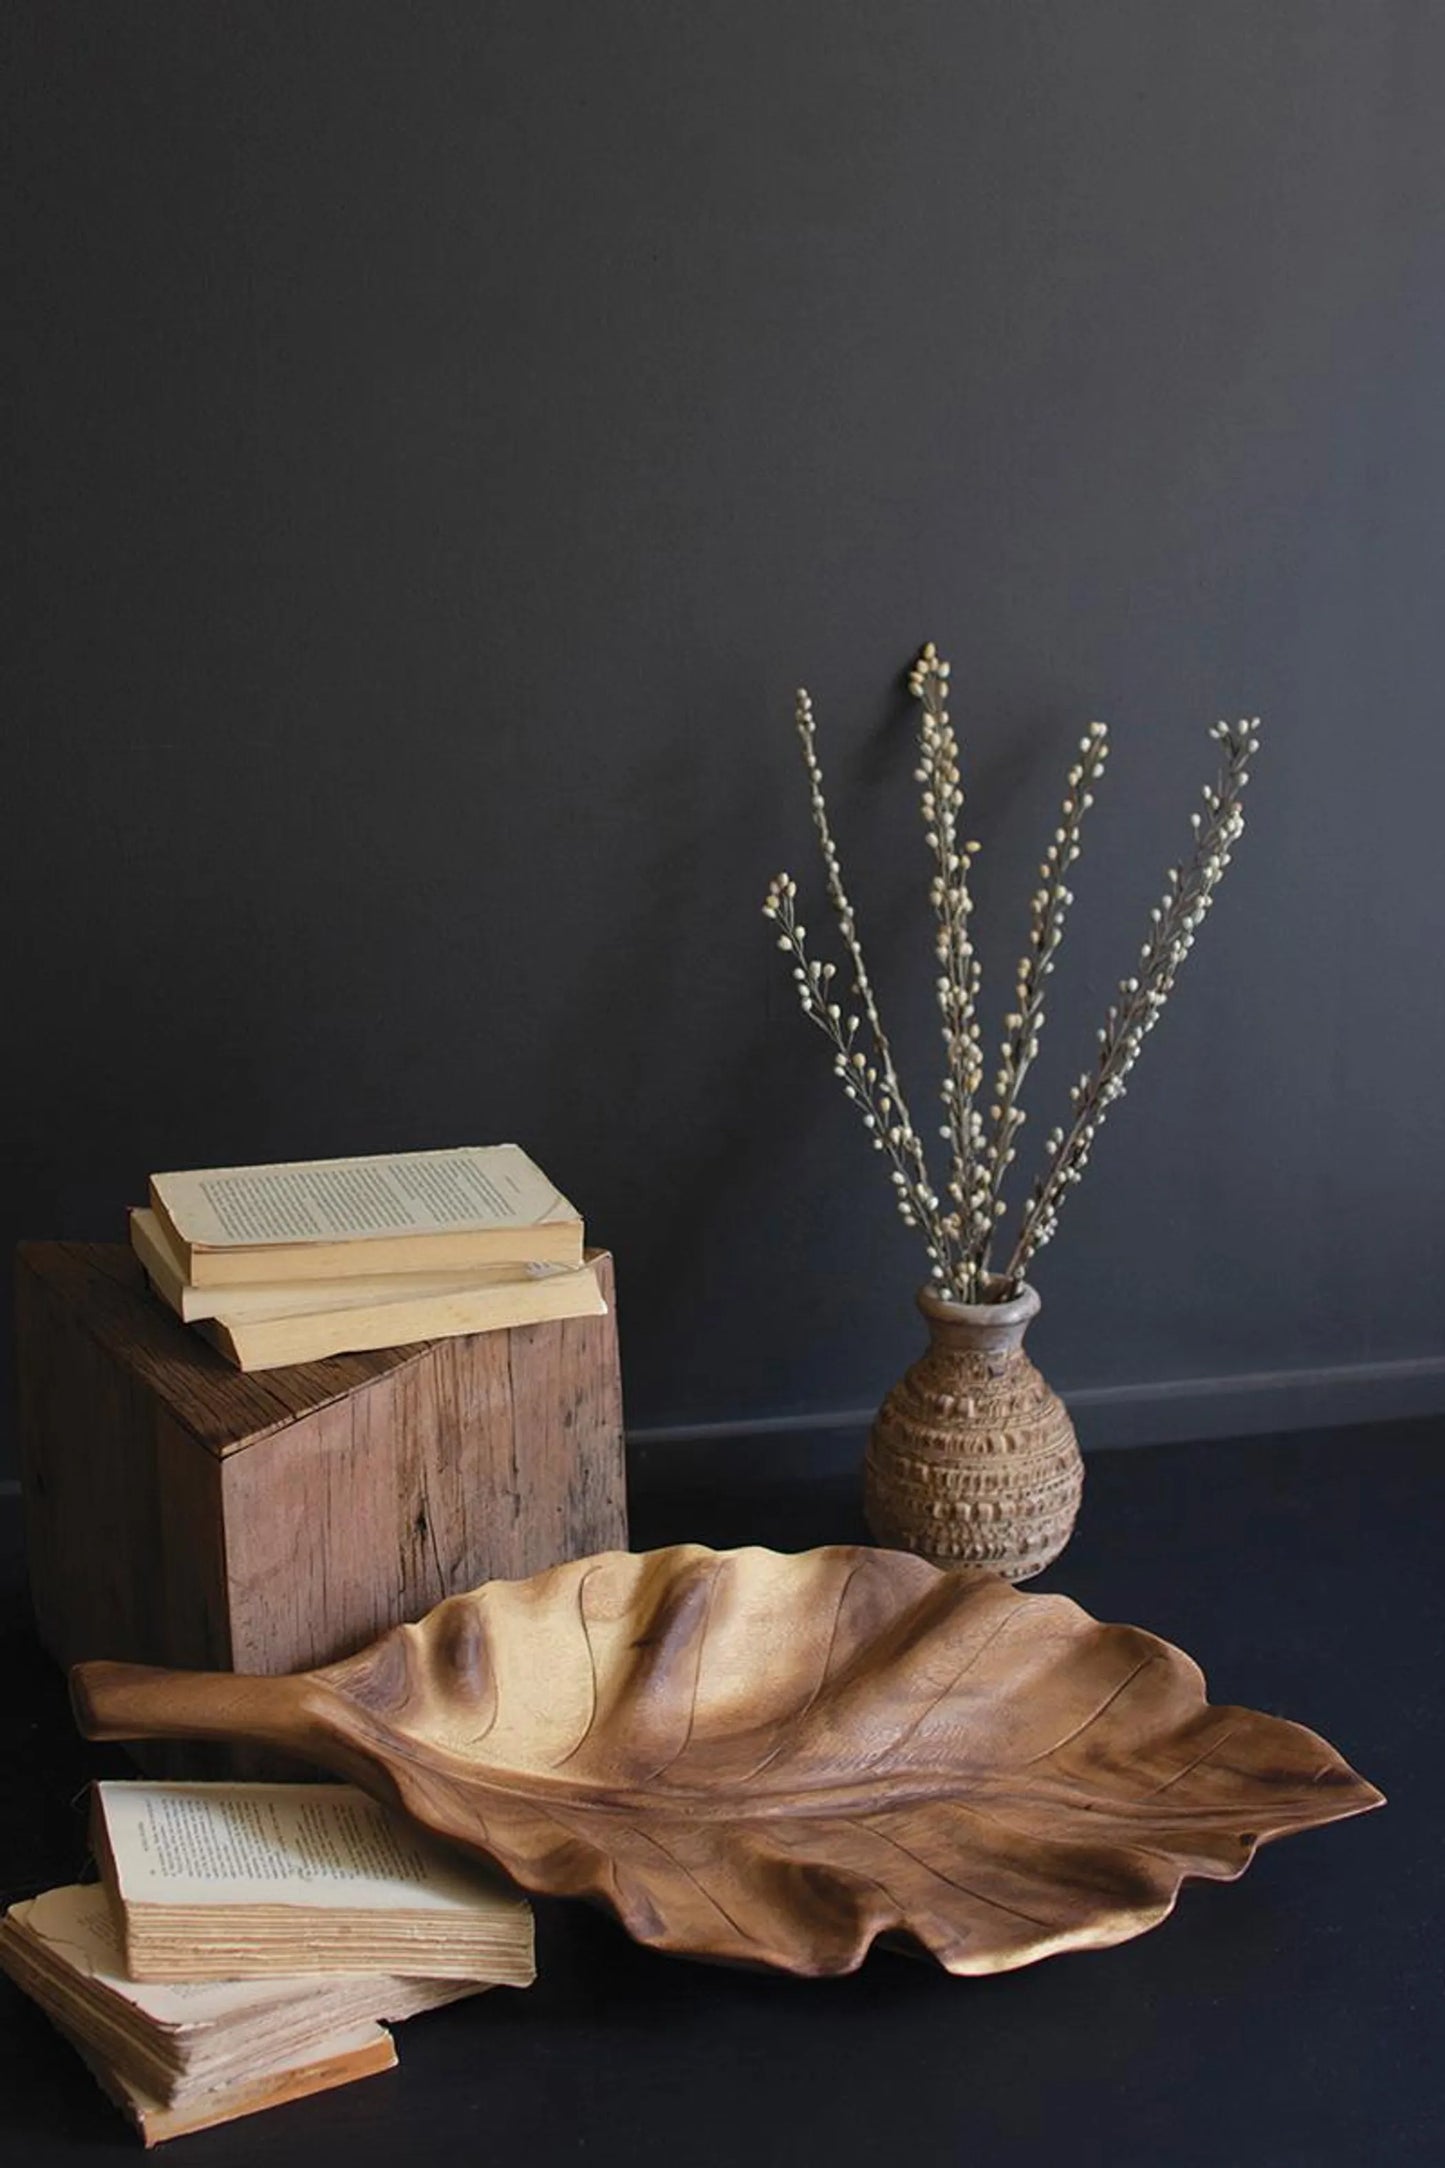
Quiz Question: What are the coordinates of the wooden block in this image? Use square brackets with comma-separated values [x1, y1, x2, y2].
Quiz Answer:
[15, 1243, 628, 1772]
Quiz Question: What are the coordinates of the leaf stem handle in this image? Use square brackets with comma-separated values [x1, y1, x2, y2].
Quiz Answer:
[71, 1660, 315, 1755]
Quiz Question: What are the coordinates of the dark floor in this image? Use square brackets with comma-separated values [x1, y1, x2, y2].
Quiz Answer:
[1, 1416, 1441, 2166]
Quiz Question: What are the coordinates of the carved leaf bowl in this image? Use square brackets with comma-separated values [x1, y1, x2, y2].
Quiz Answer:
[71, 1544, 1381, 1978]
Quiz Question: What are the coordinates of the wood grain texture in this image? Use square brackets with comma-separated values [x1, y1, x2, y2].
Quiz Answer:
[71, 1544, 1383, 1979]
[16, 1243, 416, 1458]
[16, 1256, 233, 1676]
[17, 1244, 627, 1773]
[221, 1253, 627, 1679]
[866, 1284, 1084, 1580]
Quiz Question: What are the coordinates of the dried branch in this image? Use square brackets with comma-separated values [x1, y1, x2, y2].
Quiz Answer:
[907, 646, 988, 1296]
[762, 874, 953, 1262]
[974, 722, 1109, 1282]
[763, 646, 1259, 1308]
[1001, 719, 1259, 1286]
[790, 695, 935, 1195]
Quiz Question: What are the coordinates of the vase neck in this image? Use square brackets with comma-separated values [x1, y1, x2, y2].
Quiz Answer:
[916, 1281, 1039, 1360]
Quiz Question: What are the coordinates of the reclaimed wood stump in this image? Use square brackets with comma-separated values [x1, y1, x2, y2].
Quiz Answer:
[15, 1242, 628, 1772]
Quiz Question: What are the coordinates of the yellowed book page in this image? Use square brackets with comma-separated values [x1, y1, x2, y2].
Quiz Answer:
[5, 1887, 318, 2026]
[209, 1258, 606, 1368]
[2, 1890, 490, 2108]
[5, 1887, 485, 2031]
[64, 2018, 396, 2144]
[151, 1145, 577, 1253]
[97, 1782, 529, 1920]
[130, 1207, 585, 1324]
[226, 1258, 603, 1330]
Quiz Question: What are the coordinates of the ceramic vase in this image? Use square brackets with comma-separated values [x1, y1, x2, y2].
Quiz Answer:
[864, 1281, 1082, 1581]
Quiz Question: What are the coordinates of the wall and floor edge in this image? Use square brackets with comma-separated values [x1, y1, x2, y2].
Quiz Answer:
[2, 1349, 1442, 1504]
[626, 1352, 1445, 1472]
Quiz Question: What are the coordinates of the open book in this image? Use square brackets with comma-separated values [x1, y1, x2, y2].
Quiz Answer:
[131, 1206, 607, 1369]
[149, 1144, 584, 1287]
[130, 1205, 588, 1324]
[68, 2018, 397, 2146]
[0, 1890, 410, 2145]
[0, 1885, 488, 2105]
[92, 1781, 537, 1984]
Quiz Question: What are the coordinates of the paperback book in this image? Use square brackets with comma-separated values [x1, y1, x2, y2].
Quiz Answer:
[91, 1780, 537, 1984]
[130, 1205, 605, 1369]
[149, 1144, 584, 1286]
[0, 1888, 441, 2145]
[128, 1143, 604, 1371]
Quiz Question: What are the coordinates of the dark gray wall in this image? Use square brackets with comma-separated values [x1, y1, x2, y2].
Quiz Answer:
[5, 3, 1444, 1464]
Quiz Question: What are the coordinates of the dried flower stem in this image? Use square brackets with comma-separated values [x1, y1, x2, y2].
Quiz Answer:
[763, 874, 953, 1261]
[974, 721, 1109, 1283]
[785, 695, 955, 1253]
[908, 646, 987, 1295]
[1001, 719, 1258, 1286]
[763, 647, 1258, 1308]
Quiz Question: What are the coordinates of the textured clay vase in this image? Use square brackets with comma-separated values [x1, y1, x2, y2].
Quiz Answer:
[864, 1282, 1082, 1581]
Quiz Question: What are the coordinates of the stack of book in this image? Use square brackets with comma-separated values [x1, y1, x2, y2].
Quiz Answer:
[1, 1780, 535, 2145]
[128, 1142, 605, 1370]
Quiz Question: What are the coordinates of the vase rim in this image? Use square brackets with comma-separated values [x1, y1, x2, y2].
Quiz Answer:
[916, 1279, 1040, 1329]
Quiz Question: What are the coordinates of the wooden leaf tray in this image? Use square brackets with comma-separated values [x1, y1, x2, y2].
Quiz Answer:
[71, 1544, 1382, 1977]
